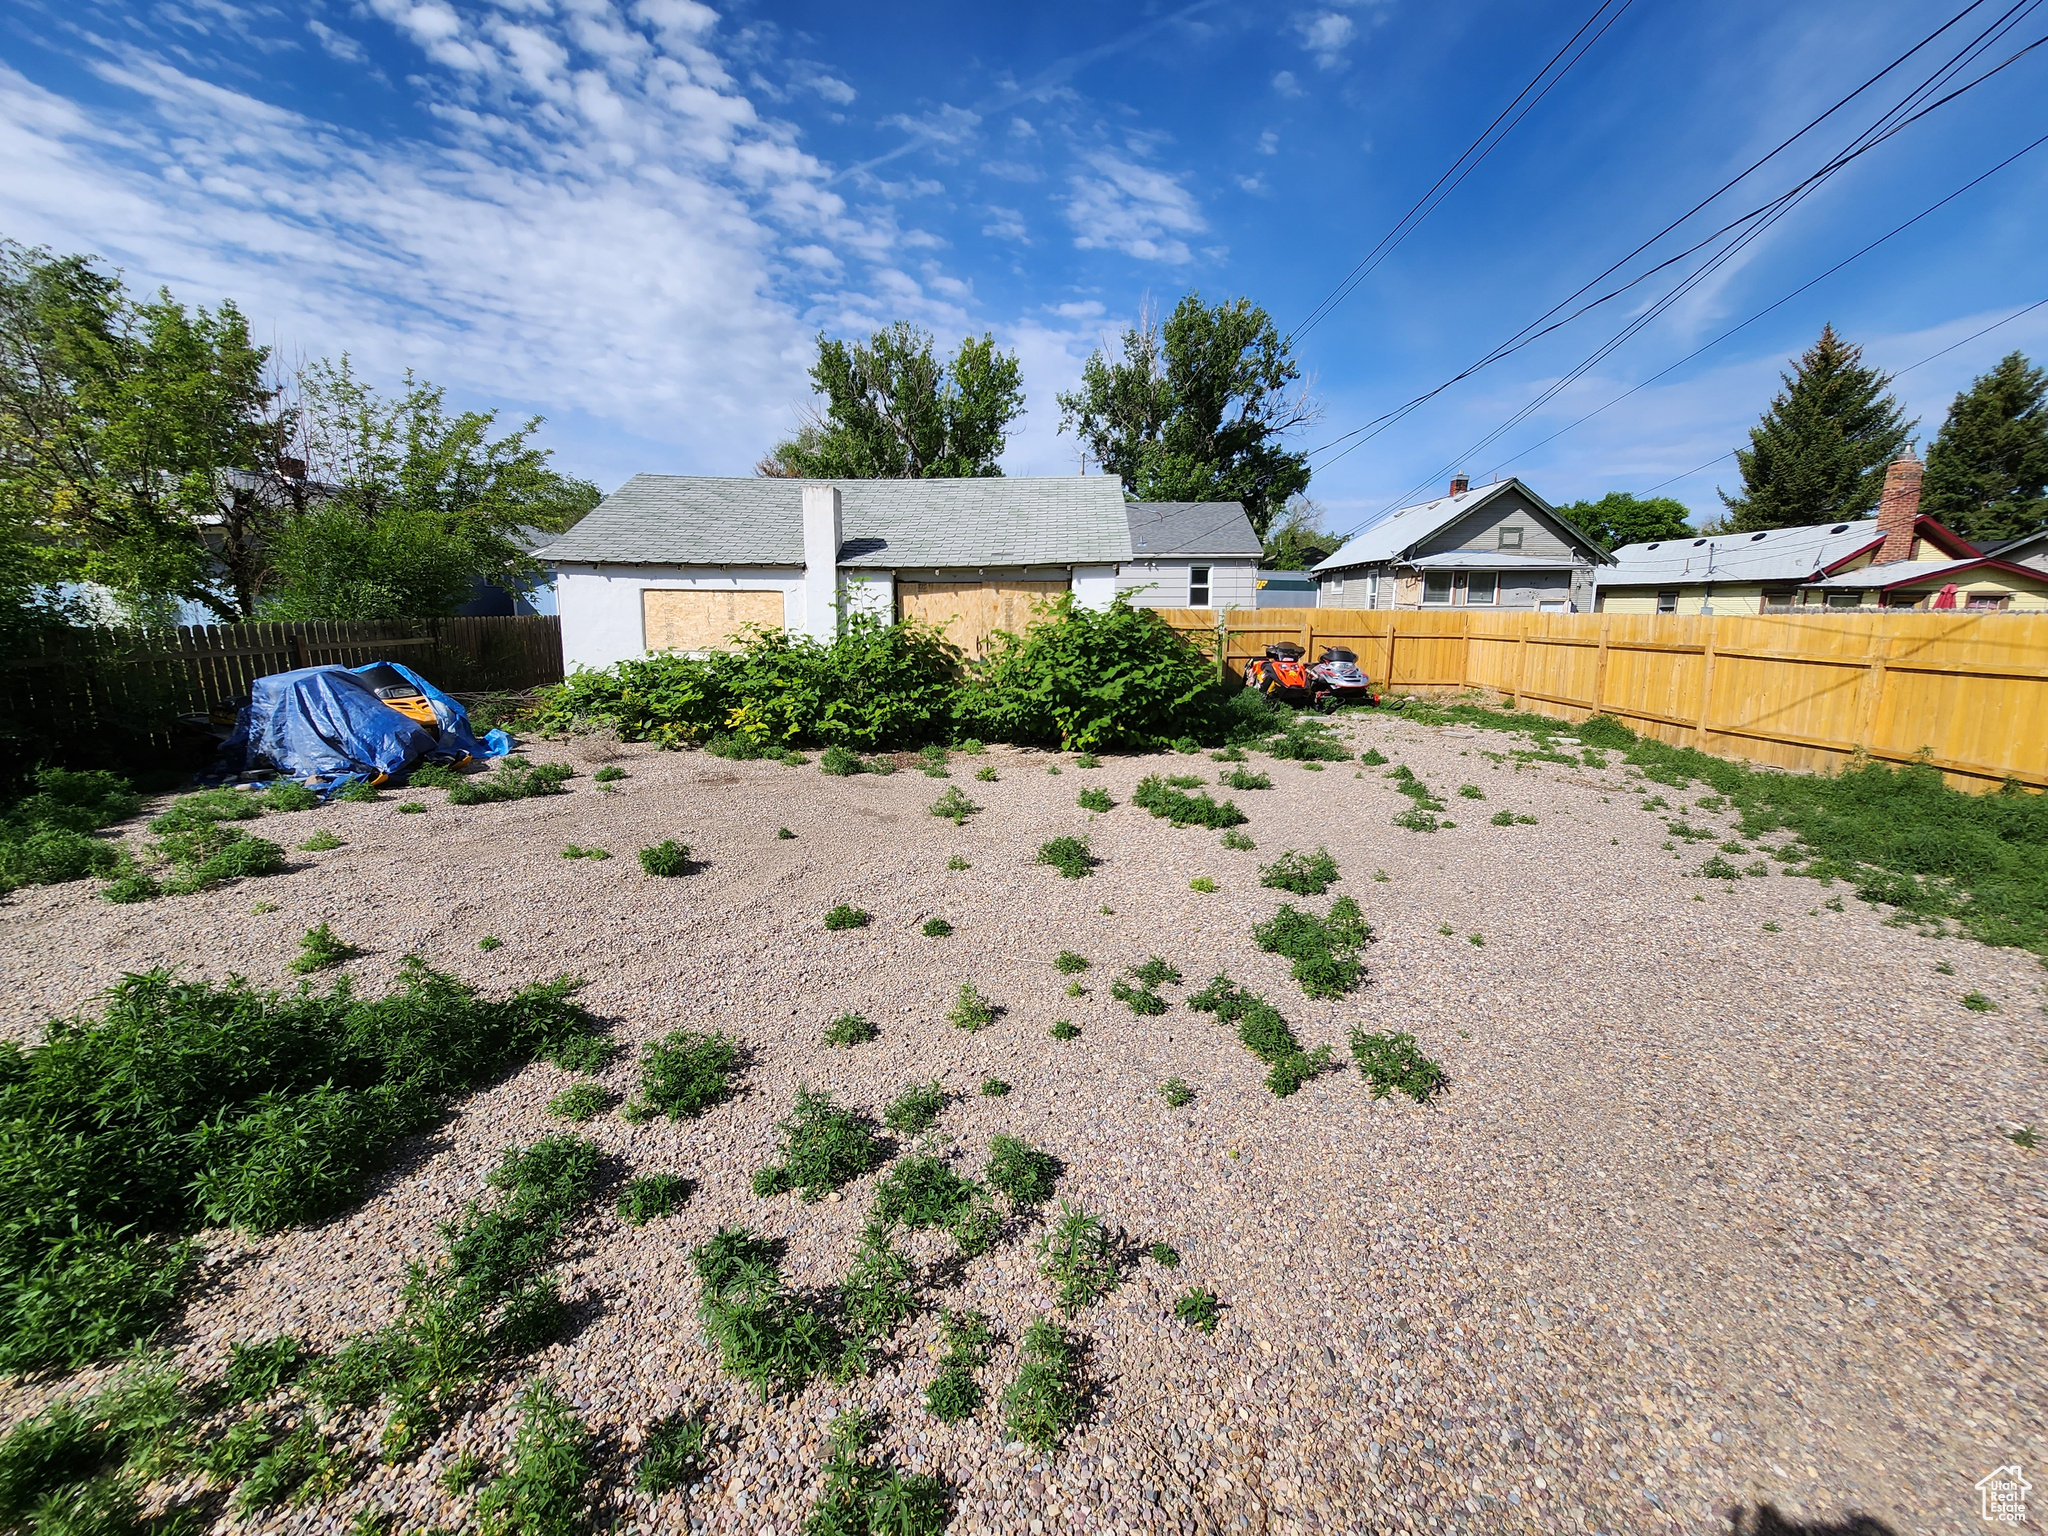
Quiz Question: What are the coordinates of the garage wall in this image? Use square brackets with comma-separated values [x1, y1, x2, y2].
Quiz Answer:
[556, 564, 801, 671]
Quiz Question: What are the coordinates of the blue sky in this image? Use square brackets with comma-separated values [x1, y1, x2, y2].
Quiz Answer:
[4, 0, 2044, 541]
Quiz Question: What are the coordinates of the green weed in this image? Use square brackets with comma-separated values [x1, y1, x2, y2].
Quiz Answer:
[1457, 784, 1485, 800]
[547, 1083, 609, 1122]
[591, 766, 625, 784]
[290, 922, 357, 974]
[948, 983, 997, 1032]
[299, 829, 343, 852]
[1073, 752, 1101, 768]
[479, 936, 503, 952]
[1064, 979, 1084, 996]
[637, 840, 690, 876]
[1174, 1289, 1221, 1334]
[1036, 835, 1096, 877]
[837, 1224, 918, 1364]
[634, 1410, 712, 1494]
[690, 1227, 837, 1399]
[1698, 856, 1741, 880]
[884, 1081, 946, 1134]
[336, 782, 381, 803]
[919, 745, 951, 777]
[922, 916, 954, 938]
[1189, 876, 1216, 892]
[981, 1078, 1010, 1097]
[446, 759, 574, 807]
[930, 787, 978, 824]
[1221, 767, 1272, 790]
[1187, 974, 1334, 1096]
[2010, 1126, 2039, 1150]
[259, 781, 319, 811]
[1251, 897, 1370, 998]
[1393, 807, 1442, 832]
[825, 903, 872, 930]
[1220, 827, 1255, 851]
[1160, 1077, 1193, 1108]
[1148, 1243, 1180, 1268]
[926, 1310, 997, 1424]
[398, 801, 427, 814]
[1260, 847, 1341, 895]
[1077, 786, 1114, 812]
[1034, 1201, 1119, 1316]
[618, 1174, 693, 1226]
[824, 1012, 879, 1048]
[1055, 950, 1090, 974]
[472, 1379, 593, 1536]
[804, 1408, 951, 1535]
[1350, 1030, 1448, 1103]
[821, 745, 865, 776]
[629, 1029, 739, 1120]
[753, 1087, 886, 1201]
[1210, 746, 1247, 762]
[975, 765, 998, 782]
[1934, 959, 1955, 975]
[1001, 1319, 1083, 1454]
[1962, 991, 1997, 1012]
[1358, 748, 1388, 766]
[946, 853, 971, 870]
[985, 1135, 1062, 1207]
[559, 844, 610, 860]
[1132, 775, 1247, 828]
[408, 762, 466, 790]
[778, 826, 796, 839]
[1490, 809, 1537, 826]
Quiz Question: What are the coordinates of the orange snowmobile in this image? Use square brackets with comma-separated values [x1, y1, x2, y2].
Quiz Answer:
[1243, 643, 1314, 705]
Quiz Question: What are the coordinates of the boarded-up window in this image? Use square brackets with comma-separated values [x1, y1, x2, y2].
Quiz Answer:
[898, 580, 1069, 659]
[642, 589, 785, 652]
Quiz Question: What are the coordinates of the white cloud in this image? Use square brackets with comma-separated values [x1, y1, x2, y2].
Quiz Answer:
[1257, 129, 1279, 155]
[1296, 12, 1356, 69]
[881, 103, 981, 156]
[979, 158, 1042, 183]
[306, 19, 369, 65]
[1064, 151, 1204, 265]
[788, 62, 856, 106]
[1050, 300, 1104, 319]
[1272, 70, 1303, 98]
[982, 205, 1028, 242]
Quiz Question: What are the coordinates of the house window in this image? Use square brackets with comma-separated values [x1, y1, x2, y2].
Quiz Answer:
[1965, 592, 2011, 611]
[1762, 589, 1796, 612]
[1422, 572, 1454, 605]
[1497, 526, 1523, 550]
[1330, 573, 1344, 595]
[1465, 571, 1498, 606]
[1189, 565, 1211, 606]
[1826, 591, 1862, 610]
[1364, 572, 1376, 607]
[1656, 590, 1678, 614]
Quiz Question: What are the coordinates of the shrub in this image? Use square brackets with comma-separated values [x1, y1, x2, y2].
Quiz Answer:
[1188, 974, 1334, 1097]
[1358, 747, 1388, 766]
[408, 762, 465, 790]
[1174, 1289, 1221, 1334]
[1049, 1018, 1080, 1041]
[1350, 1030, 1448, 1103]
[299, 829, 343, 852]
[926, 1309, 996, 1424]
[1034, 1201, 1118, 1316]
[825, 903, 871, 930]
[619, 1174, 694, 1226]
[1001, 1319, 1082, 1453]
[591, 765, 626, 784]
[548, 1083, 609, 1122]
[630, 1029, 739, 1120]
[1076, 787, 1114, 812]
[290, 922, 356, 974]
[473, 1380, 594, 1536]
[0, 964, 602, 1372]
[922, 917, 954, 937]
[445, 758, 574, 806]
[1260, 847, 1340, 895]
[638, 840, 689, 876]
[821, 744, 864, 776]
[824, 1012, 878, 1048]
[836, 1225, 917, 1363]
[948, 983, 997, 1031]
[1221, 767, 1271, 790]
[1252, 897, 1371, 998]
[1035, 836, 1095, 877]
[930, 787, 978, 824]
[1054, 950, 1090, 975]
[883, 1081, 946, 1134]
[398, 800, 427, 814]
[985, 1135, 1061, 1206]
[1132, 776, 1246, 829]
[1160, 1076, 1193, 1108]
[753, 1087, 886, 1201]
[635, 1411, 712, 1494]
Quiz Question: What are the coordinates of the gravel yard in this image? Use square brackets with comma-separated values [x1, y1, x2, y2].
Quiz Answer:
[1, 709, 2042, 1536]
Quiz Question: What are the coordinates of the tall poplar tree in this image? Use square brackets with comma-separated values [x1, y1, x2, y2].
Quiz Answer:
[1719, 325, 1915, 531]
[1920, 350, 2048, 544]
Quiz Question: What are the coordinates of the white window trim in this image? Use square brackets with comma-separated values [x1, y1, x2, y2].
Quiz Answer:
[1421, 572, 1454, 606]
[1465, 571, 1498, 607]
[1188, 565, 1211, 605]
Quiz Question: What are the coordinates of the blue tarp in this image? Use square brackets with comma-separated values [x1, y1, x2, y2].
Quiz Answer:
[213, 660, 511, 790]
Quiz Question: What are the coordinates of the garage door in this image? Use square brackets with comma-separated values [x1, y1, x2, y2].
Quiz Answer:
[898, 579, 1069, 659]
[642, 589, 785, 652]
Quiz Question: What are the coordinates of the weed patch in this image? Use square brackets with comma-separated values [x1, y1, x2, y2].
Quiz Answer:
[1055, 950, 1090, 974]
[948, 982, 998, 1032]
[619, 1174, 693, 1226]
[1350, 1030, 1448, 1103]
[824, 1012, 879, 1048]
[1001, 1319, 1084, 1454]
[1110, 958, 1178, 1016]
[1077, 787, 1114, 812]
[926, 1310, 996, 1424]
[1132, 775, 1246, 829]
[547, 1083, 609, 1122]
[1358, 748, 1387, 766]
[1174, 1289, 1221, 1334]
[1221, 767, 1272, 790]
[985, 1136, 1062, 1207]
[981, 1077, 1010, 1097]
[559, 843, 610, 860]
[1189, 876, 1216, 893]
[930, 787, 978, 824]
[1251, 897, 1371, 998]
[1035, 836, 1096, 877]
[1160, 1076, 1193, 1108]
[690, 1227, 837, 1399]
[804, 1409, 951, 1535]
[883, 1081, 946, 1134]
[825, 903, 872, 930]
[753, 1087, 886, 1201]
[1034, 1202, 1119, 1316]
[1490, 809, 1536, 826]
[1260, 847, 1340, 895]
[638, 840, 690, 876]
[299, 829, 343, 851]
[1962, 991, 1997, 1012]
[1148, 1243, 1180, 1268]
[870, 1156, 996, 1254]
[473, 1379, 594, 1536]
[1187, 975, 1334, 1096]
[1049, 1018, 1080, 1041]
[446, 758, 574, 806]
[921, 916, 954, 938]
[628, 1030, 739, 1120]
[635, 1410, 712, 1494]
[1220, 827, 1255, 851]
[291, 922, 357, 973]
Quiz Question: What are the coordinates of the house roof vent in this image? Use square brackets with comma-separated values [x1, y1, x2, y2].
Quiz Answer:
[1692, 538, 1707, 546]
[1750, 531, 1768, 541]
[1830, 523, 1849, 533]
[1645, 542, 1661, 551]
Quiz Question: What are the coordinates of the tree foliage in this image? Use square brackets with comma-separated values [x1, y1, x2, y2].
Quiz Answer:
[1555, 491, 1695, 551]
[1057, 294, 1315, 538]
[761, 322, 1024, 479]
[1261, 498, 1339, 569]
[1719, 325, 1915, 531]
[1920, 350, 2048, 544]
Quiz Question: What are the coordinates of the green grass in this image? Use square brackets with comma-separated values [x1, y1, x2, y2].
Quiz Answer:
[627, 1029, 739, 1120]
[0, 964, 603, 1373]
[618, 1174, 694, 1226]
[1259, 847, 1341, 895]
[473, 1379, 594, 1536]
[825, 903, 872, 930]
[1076, 786, 1115, 812]
[290, 922, 356, 974]
[824, 1012, 879, 1048]
[1132, 775, 1247, 829]
[985, 1135, 1062, 1206]
[1160, 1076, 1194, 1108]
[1187, 974, 1334, 1097]
[547, 1082, 610, 1121]
[1049, 1018, 1080, 1040]
[1034, 1201, 1119, 1316]
[883, 1081, 946, 1134]
[921, 916, 954, 937]
[948, 982, 998, 1031]
[1220, 827, 1255, 851]
[1174, 1289, 1221, 1334]
[1189, 876, 1216, 893]
[1054, 950, 1090, 974]
[931, 787, 979, 824]
[637, 839, 689, 876]
[298, 829, 343, 852]
[445, 758, 574, 806]
[1001, 1320, 1083, 1454]
[634, 1411, 712, 1494]
[1035, 835, 1096, 877]
[1351, 1030, 1449, 1103]
[1251, 897, 1370, 998]
[981, 1077, 1010, 1097]
[752, 1087, 887, 1201]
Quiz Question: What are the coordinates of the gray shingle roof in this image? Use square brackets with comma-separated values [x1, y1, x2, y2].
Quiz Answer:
[539, 475, 1134, 568]
[1806, 558, 2035, 590]
[1596, 519, 1879, 585]
[1123, 501, 1262, 558]
[1312, 478, 1605, 572]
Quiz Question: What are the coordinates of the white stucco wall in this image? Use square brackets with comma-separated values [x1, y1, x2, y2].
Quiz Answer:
[842, 570, 895, 623]
[1072, 565, 1118, 611]
[556, 564, 803, 672]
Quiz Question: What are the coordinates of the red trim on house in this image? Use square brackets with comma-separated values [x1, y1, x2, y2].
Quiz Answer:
[1851, 557, 2048, 591]
[1817, 537, 1885, 576]
[1911, 514, 1978, 561]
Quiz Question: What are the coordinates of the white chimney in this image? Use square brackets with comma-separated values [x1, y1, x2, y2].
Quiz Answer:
[801, 485, 842, 641]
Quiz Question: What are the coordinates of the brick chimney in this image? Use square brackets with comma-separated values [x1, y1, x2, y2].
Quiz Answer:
[1448, 473, 1470, 496]
[1873, 453, 1922, 565]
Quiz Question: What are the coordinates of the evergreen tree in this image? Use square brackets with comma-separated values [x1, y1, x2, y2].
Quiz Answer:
[1719, 325, 1915, 531]
[1920, 350, 2048, 544]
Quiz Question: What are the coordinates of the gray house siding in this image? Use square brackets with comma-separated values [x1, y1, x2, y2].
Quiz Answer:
[1117, 559, 1258, 610]
[1411, 490, 1579, 562]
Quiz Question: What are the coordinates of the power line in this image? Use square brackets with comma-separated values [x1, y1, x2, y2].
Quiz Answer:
[1289, 0, 1636, 342]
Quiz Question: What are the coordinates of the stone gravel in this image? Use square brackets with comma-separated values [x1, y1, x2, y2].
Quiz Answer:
[0, 709, 2042, 1536]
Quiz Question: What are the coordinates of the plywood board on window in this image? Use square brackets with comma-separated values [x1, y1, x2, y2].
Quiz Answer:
[642, 588, 784, 652]
[898, 580, 1068, 658]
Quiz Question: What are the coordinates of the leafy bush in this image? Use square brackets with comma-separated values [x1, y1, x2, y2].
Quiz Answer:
[1034, 1201, 1119, 1316]
[825, 903, 871, 930]
[473, 1379, 594, 1536]
[637, 839, 689, 876]
[1035, 836, 1096, 877]
[1220, 826, 1255, 850]
[1174, 1289, 1221, 1333]
[408, 761, 465, 790]
[1221, 767, 1271, 790]
[1491, 808, 1536, 826]
[1148, 1242, 1181, 1268]
[884, 1081, 946, 1134]
[445, 758, 574, 806]
[290, 922, 356, 974]
[985, 1135, 1062, 1207]
[629, 1030, 738, 1120]
[1188, 974, 1334, 1096]
[1260, 847, 1340, 895]
[981, 1077, 1010, 1097]
[926, 1309, 996, 1424]
[619, 1174, 694, 1226]
[1350, 1030, 1448, 1103]
[1076, 787, 1114, 812]
[805, 1408, 952, 1536]
[753, 1087, 886, 1201]
[0, 964, 602, 1372]
[299, 829, 343, 852]
[1001, 1319, 1083, 1454]
[1049, 1018, 1080, 1041]
[930, 787, 978, 824]
[947, 982, 997, 1032]
[1131, 774, 1247, 829]
[635, 1410, 712, 1494]
[824, 1012, 878, 1048]
[1252, 897, 1371, 998]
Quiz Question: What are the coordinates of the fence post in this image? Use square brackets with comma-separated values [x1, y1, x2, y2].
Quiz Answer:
[1855, 625, 1893, 749]
[1511, 626, 1528, 709]
[1695, 619, 1718, 748]
[1592, 613, 1612, 715]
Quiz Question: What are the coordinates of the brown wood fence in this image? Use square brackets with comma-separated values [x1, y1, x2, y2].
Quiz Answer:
[2, 616, 563, 772]
[1152, 608, 2048, 792]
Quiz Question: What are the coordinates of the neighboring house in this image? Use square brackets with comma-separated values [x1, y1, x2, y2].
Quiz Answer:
[1982, 526, 2048, 575]
[1599, 455, 2048, 612]
[542, 475, 1259, 671]
[1116, 501, 1261, 611]
[459, 526, 561, 618]
[1254, 571, 1319, 608]
[1312, 475, 1610, 611]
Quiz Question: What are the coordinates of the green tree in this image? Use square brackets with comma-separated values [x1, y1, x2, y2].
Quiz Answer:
[760, 323, 1024, 478]
[1057, 294, 1315, 539]
[1719, 324, 1915, 531]
[1555, 491, 1695, 551]
[1262, 498, 1339, 568]
[1920, 350, 2048, 543]
[263, 357, 600, 621]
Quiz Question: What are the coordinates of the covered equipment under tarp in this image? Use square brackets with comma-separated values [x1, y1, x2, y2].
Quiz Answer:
[214, 660, 511, 789]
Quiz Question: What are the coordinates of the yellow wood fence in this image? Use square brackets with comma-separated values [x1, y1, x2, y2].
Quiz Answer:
[1150, 609, 2048, 791]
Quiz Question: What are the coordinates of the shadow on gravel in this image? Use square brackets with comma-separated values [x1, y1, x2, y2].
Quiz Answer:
[1731, 1505, 1903, 1536]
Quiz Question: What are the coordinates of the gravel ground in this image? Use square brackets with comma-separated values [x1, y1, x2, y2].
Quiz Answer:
[1, 708, 2043, 1536]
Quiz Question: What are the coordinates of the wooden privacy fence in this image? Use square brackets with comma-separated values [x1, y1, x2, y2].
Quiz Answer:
[1151, 608, 2048, 792]
[2, 616, 564, 771]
